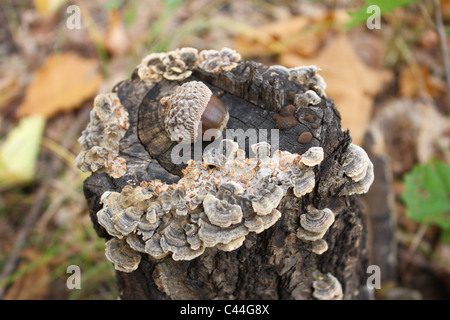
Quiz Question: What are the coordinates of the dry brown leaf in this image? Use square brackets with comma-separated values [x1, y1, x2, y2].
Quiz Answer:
[443, 0, 450, 22]
[399, 65, 447, 99]
[234, 13, 331, 58]
[16, 52, 103, 118]
[280, 33, 392, 145]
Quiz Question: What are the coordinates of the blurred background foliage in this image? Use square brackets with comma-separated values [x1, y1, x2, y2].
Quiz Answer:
[0, 0, 449, 299]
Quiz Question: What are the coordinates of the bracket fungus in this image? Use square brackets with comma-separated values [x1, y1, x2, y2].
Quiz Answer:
[270, 65, 327, 97]
[197, 47, 241, 74]
[137, 47, 199, 82]
[294, 90, 322, 108]
[341, 143, 374, 195]
[203, 193, 243, 228]
[288, 66, 327, 98]
[299, 146, 324, 167]
[312, 272, 343, 300]
[160, 81, 229, 142]
[137, 47, 240, 84]
[75, 92, 129, 178]
[104, 238, 141, 273]
[311, 239, 328, 255]
[95, 140, 325, 271]
[296, 205, 335, 255]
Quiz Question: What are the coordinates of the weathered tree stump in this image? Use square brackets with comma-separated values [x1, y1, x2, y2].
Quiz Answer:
[78, 48, 374, 300]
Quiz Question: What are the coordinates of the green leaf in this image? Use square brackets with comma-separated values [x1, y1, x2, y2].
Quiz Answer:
[0, 115, 46, 187]
[346, 0, 421, 30]
[401, 159, 450, 231]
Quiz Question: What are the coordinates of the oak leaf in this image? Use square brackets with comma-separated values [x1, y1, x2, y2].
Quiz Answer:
[16, 52, 103, 118]
[280, 33, 392, 145]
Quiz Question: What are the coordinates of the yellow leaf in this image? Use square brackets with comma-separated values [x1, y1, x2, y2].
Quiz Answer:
[33, 0, 66, 15]
[0, 115, 46, 187]
[16, 52, 103, 118]
[399, 66, 447, 99]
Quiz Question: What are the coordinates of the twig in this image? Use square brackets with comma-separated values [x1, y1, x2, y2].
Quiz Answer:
[418, 0, 436, 29]
[433, 0, 450, 103]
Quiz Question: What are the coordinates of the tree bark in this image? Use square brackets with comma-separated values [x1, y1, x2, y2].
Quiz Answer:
[82, 60, 371, 300]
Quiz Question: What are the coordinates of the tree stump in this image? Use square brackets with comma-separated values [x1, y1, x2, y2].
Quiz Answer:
[77, 48, 374, 300]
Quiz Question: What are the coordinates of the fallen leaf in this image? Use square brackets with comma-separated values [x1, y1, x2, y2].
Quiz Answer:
[33, 0, 66, 15]
[0, 115, 46, 187]
[234, 12, 332, 58]
[399, 65, 447, 99]
[16, 52, 103, 118]
[280, 32, 392, 145]
[441, 0, 450, 22]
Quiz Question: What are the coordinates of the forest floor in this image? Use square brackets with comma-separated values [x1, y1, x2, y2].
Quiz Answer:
[0, 0, 449, 299]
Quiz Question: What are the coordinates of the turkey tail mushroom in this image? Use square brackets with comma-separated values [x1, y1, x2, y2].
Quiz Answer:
[312, 272, 343, 300]
[93, 141, 326, 270]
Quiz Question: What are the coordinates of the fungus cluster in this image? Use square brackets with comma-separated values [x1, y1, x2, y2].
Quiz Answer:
[296, 205, 335, 255]
[294, 90, 321, 108]
[137, 47, 241, 83]
[137, 47, 199, 82]
[341, 143, 374, 195]
[196, 47, 241, 74]
[75, 93, 129, 178]
[96, 140, 325, 272]
[312, 272, 343, 300]
[270, 65, 327, 97]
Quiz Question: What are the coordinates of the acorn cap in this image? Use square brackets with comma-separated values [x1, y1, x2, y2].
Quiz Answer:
[161, 81, 229, 142]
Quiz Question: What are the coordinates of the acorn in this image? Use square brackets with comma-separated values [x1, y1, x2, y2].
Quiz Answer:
[161, 81, 229, 142]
